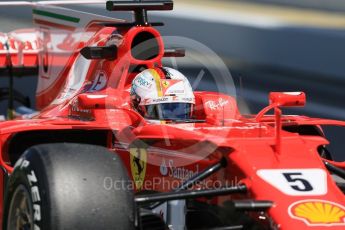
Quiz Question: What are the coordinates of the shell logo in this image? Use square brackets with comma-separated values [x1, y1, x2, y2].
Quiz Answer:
[288, 200, 345, 226]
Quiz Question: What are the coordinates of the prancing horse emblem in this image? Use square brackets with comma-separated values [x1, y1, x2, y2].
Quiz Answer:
[130, 148, 147, 190]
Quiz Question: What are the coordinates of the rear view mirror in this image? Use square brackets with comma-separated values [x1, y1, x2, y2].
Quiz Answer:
[80, 45, 117, 60]
[164, 48, 185, 57]
[269, 92, 306, 107]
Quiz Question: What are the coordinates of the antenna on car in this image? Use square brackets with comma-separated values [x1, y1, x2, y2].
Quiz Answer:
[3, 40, 14, 120]
[105, 0, 173, 26]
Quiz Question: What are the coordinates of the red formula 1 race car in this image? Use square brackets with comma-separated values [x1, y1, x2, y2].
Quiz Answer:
[0, 1, 345, 230]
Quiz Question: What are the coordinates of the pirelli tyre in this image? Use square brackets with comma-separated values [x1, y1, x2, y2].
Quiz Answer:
[3, 143, 135, 230]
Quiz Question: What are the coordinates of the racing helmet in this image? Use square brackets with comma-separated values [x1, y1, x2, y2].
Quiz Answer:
[130, 67, 195, 120]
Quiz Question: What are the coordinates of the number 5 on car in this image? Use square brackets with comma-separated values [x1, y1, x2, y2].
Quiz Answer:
[257, 169, 327, 196]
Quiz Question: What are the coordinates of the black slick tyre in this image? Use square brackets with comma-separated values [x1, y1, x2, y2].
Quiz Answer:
[3, 143, 135, 230]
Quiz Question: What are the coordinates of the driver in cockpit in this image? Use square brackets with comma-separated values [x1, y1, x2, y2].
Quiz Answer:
[130, 67, 195, 121]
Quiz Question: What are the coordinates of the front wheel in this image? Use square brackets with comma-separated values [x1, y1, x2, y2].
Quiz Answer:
[3, 143, 135, 230]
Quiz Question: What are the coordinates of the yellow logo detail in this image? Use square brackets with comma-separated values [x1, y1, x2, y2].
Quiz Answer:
[289, 200, 345, 226]
[130, 148, 147, 190]
[161, 80, 170, 88]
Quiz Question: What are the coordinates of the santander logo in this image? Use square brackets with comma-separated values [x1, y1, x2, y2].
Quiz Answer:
[160, 159, 199, 181]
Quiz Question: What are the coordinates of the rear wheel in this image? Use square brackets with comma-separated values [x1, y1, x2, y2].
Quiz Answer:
[3, 143, 135, 230]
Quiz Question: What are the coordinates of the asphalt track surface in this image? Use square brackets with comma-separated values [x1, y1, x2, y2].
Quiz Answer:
[0, 2, 345, 160]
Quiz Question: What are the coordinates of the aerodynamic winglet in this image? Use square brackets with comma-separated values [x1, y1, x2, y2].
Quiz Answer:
[106, 1, 173, 12]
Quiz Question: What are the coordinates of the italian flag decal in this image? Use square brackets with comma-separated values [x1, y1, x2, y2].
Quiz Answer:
[32, 6, 123, 31]
[33, 8, 80, 31]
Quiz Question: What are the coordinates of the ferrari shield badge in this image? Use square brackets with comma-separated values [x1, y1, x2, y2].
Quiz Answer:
[130, 148, 147, 190]
[288, 199, 345, 226]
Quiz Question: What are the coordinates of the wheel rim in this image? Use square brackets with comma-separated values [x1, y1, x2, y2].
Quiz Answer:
[7, 185, 34, 230]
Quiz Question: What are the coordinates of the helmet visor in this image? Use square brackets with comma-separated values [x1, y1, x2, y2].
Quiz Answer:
[145, 103, 192, 120]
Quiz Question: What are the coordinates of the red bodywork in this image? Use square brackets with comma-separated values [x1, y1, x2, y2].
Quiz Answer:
[1, 4, 345, 230]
